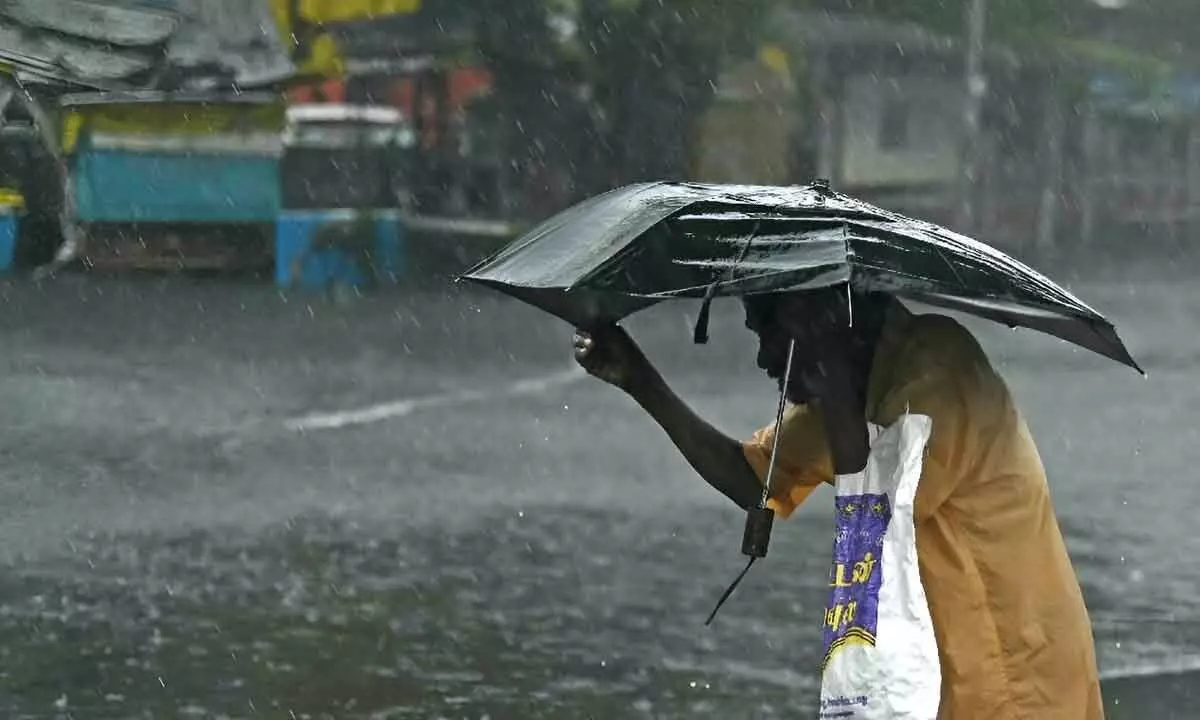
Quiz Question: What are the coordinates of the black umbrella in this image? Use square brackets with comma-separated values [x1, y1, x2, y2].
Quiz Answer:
[459, 181, 1141, 373]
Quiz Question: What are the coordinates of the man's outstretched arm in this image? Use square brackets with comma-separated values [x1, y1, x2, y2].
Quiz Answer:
[574, 325, 762, 509]
[627, 366, 764, 510]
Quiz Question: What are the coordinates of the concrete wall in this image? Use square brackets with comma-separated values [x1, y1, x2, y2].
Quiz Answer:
[840, 72, 962, 188]
[692, 56, 963, 190]
[691, 56, 796, 185]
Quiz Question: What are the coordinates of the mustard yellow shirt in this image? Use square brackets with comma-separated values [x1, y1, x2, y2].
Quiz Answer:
[743, 300, 1103, 720]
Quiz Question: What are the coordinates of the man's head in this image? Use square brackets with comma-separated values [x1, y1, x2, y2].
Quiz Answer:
[743, 286, 890, 404]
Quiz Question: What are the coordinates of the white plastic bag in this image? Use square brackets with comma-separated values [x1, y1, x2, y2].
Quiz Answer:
[818, 413, 941, 719]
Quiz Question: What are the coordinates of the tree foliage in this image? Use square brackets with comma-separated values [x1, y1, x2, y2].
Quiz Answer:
[454, 0, 1191, 215]
[463, 0, 769, 204]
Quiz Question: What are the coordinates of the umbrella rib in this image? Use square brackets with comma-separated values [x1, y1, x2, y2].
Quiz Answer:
[693, 220, 761, 292]
[931, 243, 968, 291]
[1083, 317, 1144, 374]
[855, 226, 1092, 316]
[642, 263, 851, 298]
[689, 217, 762, 343]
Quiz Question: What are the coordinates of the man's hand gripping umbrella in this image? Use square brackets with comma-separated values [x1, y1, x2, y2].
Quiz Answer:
[573, 288, 872, 624]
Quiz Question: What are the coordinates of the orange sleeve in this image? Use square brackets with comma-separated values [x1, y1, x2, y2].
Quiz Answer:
[741, 403, 834, 518]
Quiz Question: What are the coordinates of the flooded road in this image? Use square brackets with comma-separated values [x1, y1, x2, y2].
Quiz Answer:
[0, 273, 1197, 718]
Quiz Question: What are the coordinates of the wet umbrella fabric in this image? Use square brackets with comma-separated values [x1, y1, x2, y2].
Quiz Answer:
[459, 181, 1140, 372]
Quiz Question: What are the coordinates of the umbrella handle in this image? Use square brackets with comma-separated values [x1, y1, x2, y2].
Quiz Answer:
[706, 339, 795, 626]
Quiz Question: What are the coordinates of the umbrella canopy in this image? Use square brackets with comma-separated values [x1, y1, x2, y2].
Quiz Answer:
[459, 181, 1141, 373]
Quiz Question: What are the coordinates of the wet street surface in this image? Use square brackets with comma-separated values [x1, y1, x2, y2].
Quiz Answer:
[1, 272, 1198, 718]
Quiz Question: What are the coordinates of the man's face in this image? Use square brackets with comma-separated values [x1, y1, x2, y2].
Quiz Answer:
[744, 296, 816, 403]
[745, 290, 860, 404]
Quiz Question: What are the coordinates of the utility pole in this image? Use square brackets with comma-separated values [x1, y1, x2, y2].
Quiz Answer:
[956, 0, 988, 235]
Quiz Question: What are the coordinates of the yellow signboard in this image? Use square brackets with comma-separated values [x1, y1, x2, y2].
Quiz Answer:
[296, 0, 422, 24]
[0, 187, 26, 210]
[267, 0, 422, 79]
[61, 102, 287, 153]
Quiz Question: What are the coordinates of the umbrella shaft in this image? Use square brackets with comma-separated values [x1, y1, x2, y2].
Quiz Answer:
[761, 339, 795, 507]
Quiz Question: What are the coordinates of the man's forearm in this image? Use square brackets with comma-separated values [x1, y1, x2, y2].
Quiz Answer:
[625, 370, 764, 510]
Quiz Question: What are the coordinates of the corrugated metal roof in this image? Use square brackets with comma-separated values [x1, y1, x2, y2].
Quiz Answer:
[0, 0, 294, 90]
[771, 9, 1023, 69]
[3, 0, 179, 46]
[1090, 73, 1200, 117]
[0, 19, 156, 82]
[163, 0, 294, 88]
